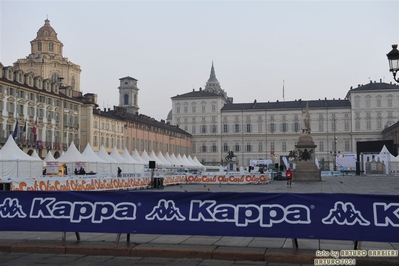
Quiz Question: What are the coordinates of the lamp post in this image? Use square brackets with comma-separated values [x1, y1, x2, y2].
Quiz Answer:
[387, 44, 399, 82]
[330, 118, 339, 171]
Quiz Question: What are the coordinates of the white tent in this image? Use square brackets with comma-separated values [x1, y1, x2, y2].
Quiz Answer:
[0, 135, 42, 178]
[43, 150, 56, 162]
[122, 148, 144, 173]
[149, 150, 164, 167]
[140, 150, 152, 165]
[164, 152, 175, 165]
[30, 150, 44, 167]
[110, 147, 133, 173]
[157, 152, 172, 167]
[176, 154, 187, 167]
[170, 153, 183, 167]
[82, 143, 110, 175]
[132, 149, 147, 164]
[182, 154, 197, 168]
[188, 155, 203, 169]
[57, 141, 91, 175]
[97, 145, 120, 175]
[193, 156, 204, 167]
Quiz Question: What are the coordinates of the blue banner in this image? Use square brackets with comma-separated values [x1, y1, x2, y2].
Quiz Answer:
[0, 191, 398, 242]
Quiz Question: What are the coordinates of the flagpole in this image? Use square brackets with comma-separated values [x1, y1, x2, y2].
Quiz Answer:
[283, 80, 285, 102]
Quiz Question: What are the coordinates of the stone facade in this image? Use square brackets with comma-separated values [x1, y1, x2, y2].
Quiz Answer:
[171, 63, 399, 169]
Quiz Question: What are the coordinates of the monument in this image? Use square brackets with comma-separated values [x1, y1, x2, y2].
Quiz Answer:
[294, 102, 321, 181]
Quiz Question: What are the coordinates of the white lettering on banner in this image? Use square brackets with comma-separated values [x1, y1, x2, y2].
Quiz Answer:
[0, 198, 26, 218]
[146, 199, 186, 221]
[29, 198, 136, 223]
[322, 202, 370, 226]
[189, 200, 311, 227]
[373, 203, 399, 227]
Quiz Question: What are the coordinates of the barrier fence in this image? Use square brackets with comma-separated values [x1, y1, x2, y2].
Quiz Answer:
[9, 174, 271, 191]
[0, 191, 398, 243]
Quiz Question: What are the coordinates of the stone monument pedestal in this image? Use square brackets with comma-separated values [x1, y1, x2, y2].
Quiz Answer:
[294, 134, 321, 182]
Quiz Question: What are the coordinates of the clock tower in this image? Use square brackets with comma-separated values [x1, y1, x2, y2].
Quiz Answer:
[118, 76, 139, 115]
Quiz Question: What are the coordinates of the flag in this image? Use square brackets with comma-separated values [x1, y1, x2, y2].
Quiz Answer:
[22, 121, 27, 142]
[12, 119, 18, 139]
[33, 118, 37, 142]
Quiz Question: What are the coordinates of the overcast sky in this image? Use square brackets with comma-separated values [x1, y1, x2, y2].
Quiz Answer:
[1, 0, 398, 121]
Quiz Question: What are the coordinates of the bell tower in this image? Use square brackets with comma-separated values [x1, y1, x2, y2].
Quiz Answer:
[118, 76, 139, 115]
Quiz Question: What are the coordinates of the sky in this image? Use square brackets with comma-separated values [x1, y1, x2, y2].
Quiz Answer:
[1, 0, 399, 121]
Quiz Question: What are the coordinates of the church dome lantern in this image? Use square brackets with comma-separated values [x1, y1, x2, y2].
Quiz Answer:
[35, 19, 59, 41]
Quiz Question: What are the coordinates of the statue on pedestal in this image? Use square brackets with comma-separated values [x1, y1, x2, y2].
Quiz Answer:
[301, 102, 311, 134]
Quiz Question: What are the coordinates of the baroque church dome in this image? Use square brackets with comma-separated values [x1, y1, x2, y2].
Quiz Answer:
[36, 19, 59, 41]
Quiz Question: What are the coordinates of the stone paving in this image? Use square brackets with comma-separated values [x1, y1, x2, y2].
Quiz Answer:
[0, 175, 398, 265]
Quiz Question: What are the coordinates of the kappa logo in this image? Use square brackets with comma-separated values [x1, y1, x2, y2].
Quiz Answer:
[322, 201, 370, 226]
[146, 199, 186, 221]
[0, 198, 26, 218]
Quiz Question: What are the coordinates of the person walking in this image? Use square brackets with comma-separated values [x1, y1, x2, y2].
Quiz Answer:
[117, 167, 122, 177]
[285, 168, 293, 188]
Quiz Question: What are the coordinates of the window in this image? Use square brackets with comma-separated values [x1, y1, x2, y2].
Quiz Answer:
[377, 97, 382, 107]
[234, 143, 240, 152]
[201, 125, 207, 133]
[269, 115, 274, 121]
[331, 120, 336, 131]
[366, 120, 371, 130]
[202, 106, 206, 113]
[246, 124, 251, 133]
[388, 97, 393, 107]
[366, 97, 371, 107]
[270, 141, 275, 152]
[355, 120, 360, 130]
[49, 42, 54, 52]
[18, 104, 24, 115]
[269, 123, 275, 133]
[223, 124, 228, 133]
[234, 124, 240, 133]
[258, 142, 263, 152]
[344, 121, 349, 131]
[124, 94, 129, 105]
[184, 106, 188, 113]
[38, 42, 42, 51]
[281, 123, 288, 132]
[212, 104, 216, 112]
[212, 144, 217, 152]
[282, 141, 287, 152]
[192, 125, 196, 133]
[377, 119, 382, 129]
[201, 145, 207, 152]
[258, 123, 262, 132]
[223, 143, 229, 152]
[246, 142, 252, 152]
[319, 141, 324, 151]
[344, 140, 350, 151]
[318, 121, 324, 132]
[211, 125, 217, 133]
[354, 96, 360, 107]
[176, 106, 180, 113]
[192, 106, 196, 113]
[293, 122, 300, 132]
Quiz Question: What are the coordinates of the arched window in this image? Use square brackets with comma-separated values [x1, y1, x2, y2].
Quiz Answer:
[124, 94, 129, 105]
[71, 76, 75, 89]
[51, 72, 59, 83]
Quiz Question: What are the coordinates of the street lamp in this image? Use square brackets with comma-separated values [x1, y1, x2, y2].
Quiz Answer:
[387, 44, 399, 82]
